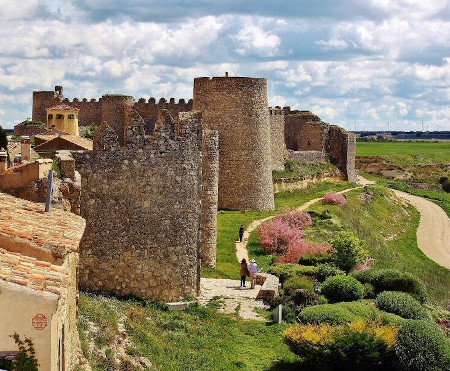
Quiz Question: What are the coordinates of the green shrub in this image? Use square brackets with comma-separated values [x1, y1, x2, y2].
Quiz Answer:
[300, 302, 404, 326]
[376, 291, 430, 320]
[363, 283, 376, 299]
[330, 231, 368, 272]
[283, 275, 315, 295]
[299, 253, 332, 266]
[283, 321, 399, 370]
[351, 269, 427, 303]
[321, 275, 365, 303]
[394, 320, 450, 370]
[315, 263, 345, 282]
[301, 303, 357, 325]
[268, 264, 319, 284]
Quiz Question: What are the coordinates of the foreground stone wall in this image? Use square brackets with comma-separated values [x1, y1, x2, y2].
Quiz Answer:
[193, 76, 274, 211]
[73, 110, 204, 301]
[200, 128, 219, 267]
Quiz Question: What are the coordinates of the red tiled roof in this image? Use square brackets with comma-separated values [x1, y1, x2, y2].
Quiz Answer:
[33, 135, 93, 151]
[0, 247, 68, 296]
[0, 192, 85, 262]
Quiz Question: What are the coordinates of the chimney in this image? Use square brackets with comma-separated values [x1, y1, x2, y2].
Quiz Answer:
[0, 150, 7, 174]
[21, 136, 31, 162]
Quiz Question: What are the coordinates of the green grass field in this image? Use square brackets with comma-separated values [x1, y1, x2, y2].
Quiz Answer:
[357, 141, 450, 167]
[202, 181, 352, 279]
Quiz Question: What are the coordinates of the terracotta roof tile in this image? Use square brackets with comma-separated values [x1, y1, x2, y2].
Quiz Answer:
[0, 192, 85, 262]
[47, 104, 79, 111]
[0, 248, 69, 296]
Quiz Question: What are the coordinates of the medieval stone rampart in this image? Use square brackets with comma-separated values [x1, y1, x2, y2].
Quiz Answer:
[73, 109, 207, 301]
[200, 129, 219, 267]
[193, 76, 275, 211]
[32, 87, 193, 132]
[269, 108, 288, 171]
[283, 110, 357, 181]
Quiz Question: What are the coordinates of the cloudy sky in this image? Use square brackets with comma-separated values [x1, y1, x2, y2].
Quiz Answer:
[0, 0, 449, 131]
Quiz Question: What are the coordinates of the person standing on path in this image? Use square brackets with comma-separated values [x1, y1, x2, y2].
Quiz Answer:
[249, 259, 258, 289]
[239, 224, 245, 242]
[240, 258, 249, 288]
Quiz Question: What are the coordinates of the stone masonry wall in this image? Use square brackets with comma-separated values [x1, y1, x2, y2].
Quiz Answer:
[200, 128, 219, 267]
[193, 76, 275, 211]
[269, 108, 287, 171]
[73, 109, 204, 301]
[326, 125, 357, 181]
[32, 87, 193, 132]
[284, 111, 321, 151]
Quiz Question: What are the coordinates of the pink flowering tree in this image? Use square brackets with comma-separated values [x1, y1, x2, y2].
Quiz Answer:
[353, 257, 376, 272]
[259, 219, 304, 254]
[273, 210, 313, 230]
[323, 192, 348, 205]
[278, 241, 331, 264]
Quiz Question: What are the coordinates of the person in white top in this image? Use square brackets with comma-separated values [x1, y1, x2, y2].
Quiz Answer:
[249, 259, 258, 289]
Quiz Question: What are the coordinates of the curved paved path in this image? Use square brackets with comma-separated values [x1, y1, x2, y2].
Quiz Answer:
[392, 190, 450, 270]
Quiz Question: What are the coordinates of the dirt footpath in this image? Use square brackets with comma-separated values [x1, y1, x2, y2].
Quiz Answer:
[392, 190, 450, 270]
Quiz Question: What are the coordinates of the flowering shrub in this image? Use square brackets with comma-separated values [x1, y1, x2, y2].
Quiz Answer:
[323, 192, 348, 205]
[283, 320, 399, 368]
[278, 241, 330, 264]
[353, 257, 376, 272]
[259, 211, 314, 256]
[274, 210, 313, 230]
[259, 219, 304, 254]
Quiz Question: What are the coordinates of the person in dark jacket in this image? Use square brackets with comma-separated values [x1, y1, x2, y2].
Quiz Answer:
[240, 258, 249, 288]
[239, 224, 245, 242]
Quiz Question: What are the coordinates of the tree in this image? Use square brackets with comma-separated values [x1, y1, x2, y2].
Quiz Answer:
[330, 231, 368, 273]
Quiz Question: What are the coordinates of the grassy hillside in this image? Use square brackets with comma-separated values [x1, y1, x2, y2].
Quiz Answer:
[78, 294, 296, 371]
[305, 187, 450, 305]
[202, 181, 352, 279]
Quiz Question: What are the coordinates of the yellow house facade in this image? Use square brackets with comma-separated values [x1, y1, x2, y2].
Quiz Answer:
[46, 105, 79, 136]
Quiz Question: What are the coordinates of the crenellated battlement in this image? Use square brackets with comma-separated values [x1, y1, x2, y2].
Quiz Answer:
[32, 86, 193, 131]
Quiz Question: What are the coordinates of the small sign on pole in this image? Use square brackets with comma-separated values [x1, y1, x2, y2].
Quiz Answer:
[45, 169, 54, 213]
[272, 304, 283, 324]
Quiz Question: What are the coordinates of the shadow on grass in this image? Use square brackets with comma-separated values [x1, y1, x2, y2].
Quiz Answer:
[266, 359, 307, 371]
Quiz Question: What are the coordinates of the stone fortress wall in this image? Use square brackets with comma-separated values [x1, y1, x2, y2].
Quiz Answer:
[282, 108, 357, 181]
[32, 86, 193, 134]
[193, 77, 275, 211]
[72, 96, 215, 301]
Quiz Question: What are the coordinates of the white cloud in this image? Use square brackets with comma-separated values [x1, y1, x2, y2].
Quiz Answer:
[234, 19, 281, 57]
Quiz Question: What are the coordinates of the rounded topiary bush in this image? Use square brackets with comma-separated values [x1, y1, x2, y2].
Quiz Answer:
[394, 320, 450, 370]
[315, 264, 345, 282]
[376, 291, 430, 320]
[351, 269, 427, 303]
[300, 304, 357, 325]
[283, 275, 315, 295]
[321, 275, 365, 303]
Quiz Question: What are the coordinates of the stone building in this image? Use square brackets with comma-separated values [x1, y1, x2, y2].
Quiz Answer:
[0, 192, 85, 371]
[72, 95, 219, 300]
[46, 104, 80, 136]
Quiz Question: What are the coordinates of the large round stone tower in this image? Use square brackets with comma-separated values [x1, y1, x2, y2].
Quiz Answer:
[193, 76, 275, 211]
[101, 94, 135, 144]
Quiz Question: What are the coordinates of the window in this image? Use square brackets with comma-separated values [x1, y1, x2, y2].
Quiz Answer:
[48, 114, 53, 120]
[68, 114, 75, 119]
[56, 114, 64, 119]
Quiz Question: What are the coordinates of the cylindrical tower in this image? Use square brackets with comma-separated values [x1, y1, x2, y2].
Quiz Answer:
[193, 76, 275, 211]
[101, 94, 135, 144]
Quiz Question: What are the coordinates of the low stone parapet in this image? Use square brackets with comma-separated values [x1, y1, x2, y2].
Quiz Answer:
[256, 273, 279, 302]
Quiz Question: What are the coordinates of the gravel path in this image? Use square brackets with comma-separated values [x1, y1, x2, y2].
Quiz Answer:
[392, 190, 450, 270]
